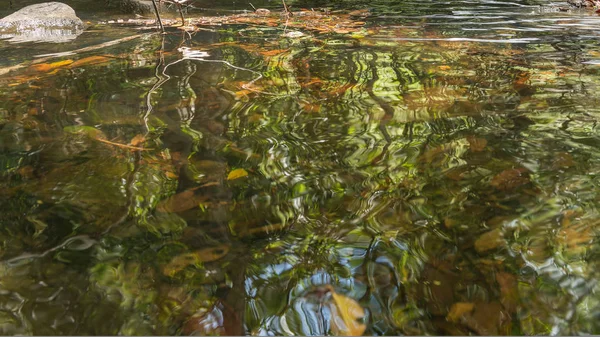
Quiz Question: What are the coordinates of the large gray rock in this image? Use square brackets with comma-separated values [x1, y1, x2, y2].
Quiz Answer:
[567, 0, 600, 8]
[0, 2, 84, 43]
[105, 0, 165, 15]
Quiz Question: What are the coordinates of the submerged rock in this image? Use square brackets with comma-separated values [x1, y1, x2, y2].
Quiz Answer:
[0, 2, 84, 43]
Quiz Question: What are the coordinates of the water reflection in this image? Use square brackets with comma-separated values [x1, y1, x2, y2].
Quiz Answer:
[1, 0, 600, 335]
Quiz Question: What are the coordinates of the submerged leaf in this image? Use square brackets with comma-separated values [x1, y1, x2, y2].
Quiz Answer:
[227, 168, 248, 180]
[467, 136, 488, 152]
[474, 228, 505, 253]
[156, 188, 209, 213]
[67, 56, 111, 68]
[328, 287, 366, 336]
[496, 272, 519, 312]
[447, 302, 475, 322]
[63, 125, 107, 140]
[163, 245, 230, 275]
[30, 59, 74, 73]
[490, 168, 530, 191]
[260, 49, 289, 57]
[129, 134, 146, 146]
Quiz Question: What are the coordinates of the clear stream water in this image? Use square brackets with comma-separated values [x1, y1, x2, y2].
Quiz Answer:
[1, 0, 600, 335]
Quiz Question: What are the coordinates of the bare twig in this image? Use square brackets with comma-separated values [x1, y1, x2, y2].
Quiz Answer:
[177, 2, 185, 26]
[151, 0, 165, 33]
[96, 138, 152, 151]
[281, 0, 292, 16]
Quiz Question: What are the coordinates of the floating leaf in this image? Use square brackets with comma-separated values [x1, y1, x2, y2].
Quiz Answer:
[328, 287, 366, 336]
[227, 168, 248, 180]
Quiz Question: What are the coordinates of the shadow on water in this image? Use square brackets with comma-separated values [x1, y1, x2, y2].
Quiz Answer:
[1, 0, 600, 335]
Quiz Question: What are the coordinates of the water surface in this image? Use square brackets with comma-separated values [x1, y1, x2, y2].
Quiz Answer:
[1, 0, 600, 335]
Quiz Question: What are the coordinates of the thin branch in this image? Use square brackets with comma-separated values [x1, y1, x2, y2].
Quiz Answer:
[281, 0, 291, 15]
[151, 0, 165, 33]
[96, 138, 152, 151]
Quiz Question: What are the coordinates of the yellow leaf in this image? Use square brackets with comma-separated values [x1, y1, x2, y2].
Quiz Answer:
[329, 287, 366, 336]
[30, 59, 74, 72]
[234, 89, 253, 101]
[68, 56, 111, 68]
[227, 168, 248, 180]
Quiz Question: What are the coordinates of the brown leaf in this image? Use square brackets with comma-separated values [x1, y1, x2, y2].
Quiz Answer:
[474, 228, 505, 253]
[420, 263, 458, 315]
[467, 136, 488, 152]
[557, 213, 595, 255]
[183, 308, 226, 336]
[447, 302, 475, 322]
[300, 102, 322, 113]
[444, 217, 459, 229]
[552, 152, 575, 169]
[260, 49, 289, 57]
[496, 272, 519, 312]
[156, 188, 208, 213]
[462, 302, 510, 335]
[129, 134, 146, 146]
[490, 168, 530, 191]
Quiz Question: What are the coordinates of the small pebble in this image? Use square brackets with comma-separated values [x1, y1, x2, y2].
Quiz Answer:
[255, 8, 271, 15]
[283, 31, 305, 38]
